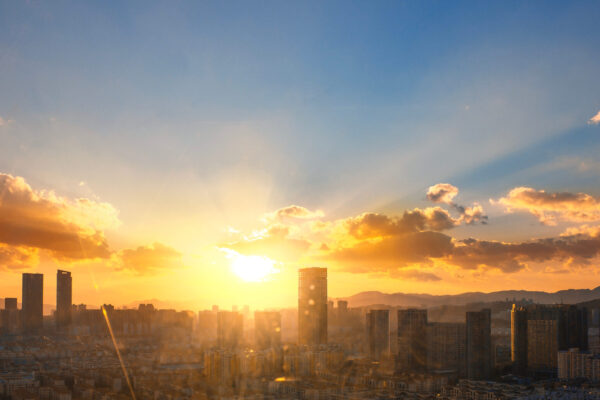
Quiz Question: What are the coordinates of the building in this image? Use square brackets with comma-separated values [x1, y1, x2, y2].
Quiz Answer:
[366, 309, 389, 360]
[397, 309, 428, 372]
[510, 304, 588, 377]
[427, 322, 466, 376]
[254, 311, 281, 350]
[22, 273, 43, 333]
[298, 267, 327, 346]
[558, 348, 600, 382]
[1, 297, 20, 334]
[511, 305, 528, 375]
[56, 270, 72, 328]
[466, 309, 491, 380]
[217, 311, 243, 348]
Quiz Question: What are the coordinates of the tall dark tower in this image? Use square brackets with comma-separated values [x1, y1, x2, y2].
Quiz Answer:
[397, 309, 428, 372]
[511, 305, 528, 375]
[56, 270, 72, 328]
[22, 273, 44, 333]
[367, 309, 390, 360]
[298, 267, 327, 346]
[466, 308, 492, 380]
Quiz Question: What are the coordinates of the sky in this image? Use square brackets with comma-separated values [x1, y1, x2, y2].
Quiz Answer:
[1, 0, 600, 310]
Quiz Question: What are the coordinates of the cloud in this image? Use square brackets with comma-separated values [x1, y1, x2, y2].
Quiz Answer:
[221, 223, 311, 262]
[494, 186, 600, 224]
[390, 269, 442, 281]
[589, 110, 600, 125]
[427, 183, 459, 204]
[0, 244, 39, 270]
[115, 242, 184, 275]
[263, 205, 324, 222]
[0, 173, 119, 260]
[0, 117, 14, 127]
[427, 183, 487, 224]
[345, 208, 458, 239]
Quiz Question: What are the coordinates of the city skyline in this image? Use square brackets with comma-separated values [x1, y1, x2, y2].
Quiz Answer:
[1, 1, 600, 310]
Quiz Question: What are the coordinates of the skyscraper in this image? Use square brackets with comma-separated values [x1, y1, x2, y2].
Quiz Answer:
[511, 305, 528, 375]
[254, 311, 282, 350]
[366, 309, 389, 360]
[22, 273, 43, 333]
[56, 270, 72, 328]
[217, 311, 243, 348]
[397, 309, 428, 372]
[466, 308, 492, 380]
[427, 322, 466, 376]
[298, 267, 327, 346]
[510, 304, 588, 377]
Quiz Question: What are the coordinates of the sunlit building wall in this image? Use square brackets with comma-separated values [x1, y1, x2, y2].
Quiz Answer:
[298, 267, 327, 346]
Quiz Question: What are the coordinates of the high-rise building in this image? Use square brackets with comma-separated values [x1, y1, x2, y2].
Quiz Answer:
[298, 267, 327, 346]
[510, 304, 588, 376]
[4, 298, 17, 310]
[1, 298, 19, 334]
[366, 309, 389, 360]
[217, 311, 243, 348]
[22, 273, 44, 333]
[427, 322, 466, 376]
[397, 309, 428, 372]
[511, 305, 528, 375]
[254, 311, 282, 350]
[466, 309, 492, 380]
[56, 270, 72, 328]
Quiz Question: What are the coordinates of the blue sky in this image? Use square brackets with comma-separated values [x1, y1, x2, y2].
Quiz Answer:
[1, 1, 600, 306]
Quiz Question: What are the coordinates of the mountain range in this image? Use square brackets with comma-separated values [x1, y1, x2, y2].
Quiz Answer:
[335, 286, 600, 308]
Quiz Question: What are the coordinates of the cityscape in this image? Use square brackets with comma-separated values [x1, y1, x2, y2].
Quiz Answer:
[2, 268, 600, 399]
[2, 0, 600, 399]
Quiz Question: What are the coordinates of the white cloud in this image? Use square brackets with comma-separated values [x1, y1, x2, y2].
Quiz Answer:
[589, 110, 600, 125]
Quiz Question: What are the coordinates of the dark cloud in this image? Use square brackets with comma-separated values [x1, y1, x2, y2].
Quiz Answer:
[346, 208, 458, 239]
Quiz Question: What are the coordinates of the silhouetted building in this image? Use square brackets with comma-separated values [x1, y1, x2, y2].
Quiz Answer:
[254, 311, 281, 350]
[4, 298, 17, 310]
[397, 309, 427, 372]
[56, 270, 72, 328]
[510, 304, 588, 377]
[511, 305, 528, 375]
[1, 297, 20, 334]
[298, 267, 327, 346]
[22, 273, 43, 333]
[427, 322, 466, 376]
[366, 309, 389, 360]
[217, 311, 243, 348]
[466, 309, 491, 380]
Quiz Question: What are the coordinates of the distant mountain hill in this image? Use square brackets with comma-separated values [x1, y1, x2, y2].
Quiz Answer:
[336, 287, 600, 308]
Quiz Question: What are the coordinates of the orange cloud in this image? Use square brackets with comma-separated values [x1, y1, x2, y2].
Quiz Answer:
[494, 187, 600, 224]
[0, 244, 39, 270]
[589, 110, 600, 125]
[427, 183, 487, 224]
[263, 205, 324, 222]
[0, 173, 118, 260]
[427, 183, 459, 204]
[221, 223, 311, 262]
[114, 242, 184, 275]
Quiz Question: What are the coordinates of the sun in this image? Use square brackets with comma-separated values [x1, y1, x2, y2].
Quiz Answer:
[228, 252, 279, 282]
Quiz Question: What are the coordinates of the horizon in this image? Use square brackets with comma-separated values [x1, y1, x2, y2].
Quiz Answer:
[1, 1, 600, 310]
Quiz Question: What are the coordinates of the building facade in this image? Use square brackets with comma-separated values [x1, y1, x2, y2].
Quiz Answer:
[298, 267, 327, 346]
